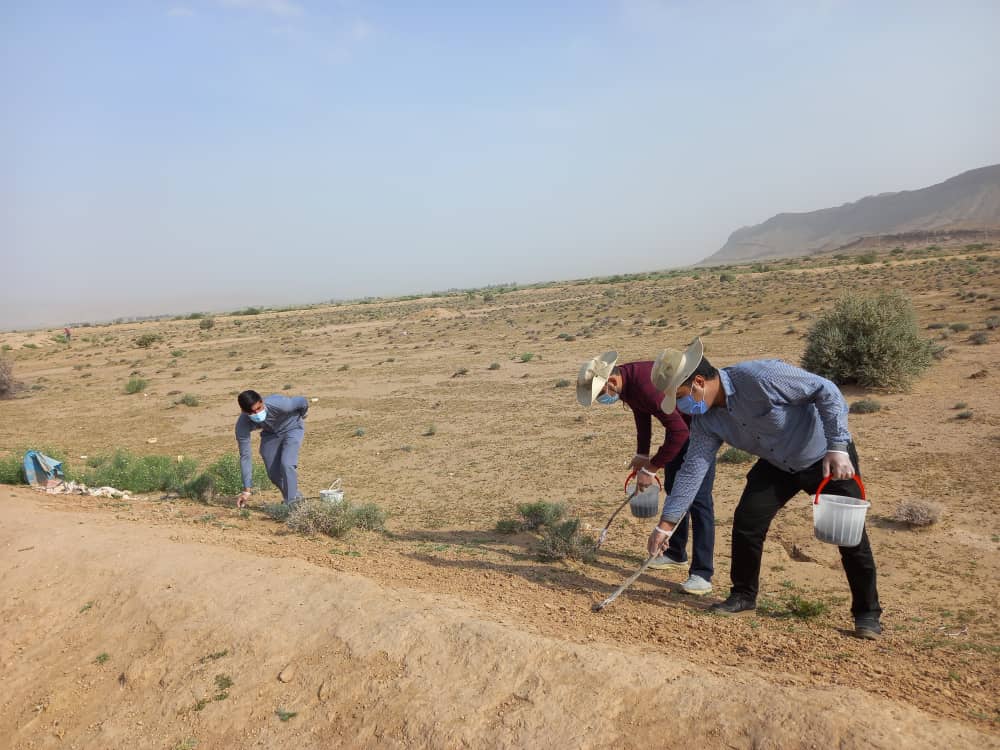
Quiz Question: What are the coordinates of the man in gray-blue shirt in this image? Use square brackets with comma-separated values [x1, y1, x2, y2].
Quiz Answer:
[647, 339, 882, 639]
[235, 390, 309, 508]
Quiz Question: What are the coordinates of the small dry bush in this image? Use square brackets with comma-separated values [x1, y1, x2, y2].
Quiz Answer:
[0, 356, 13, 399]
[537, 519, 598, 563]
[516, 501, 566, 530]
[849, 398, 882, 414]
[287, 499, 354, 537]
[285, 499, 386, 537]
[891, 500, 941, 527]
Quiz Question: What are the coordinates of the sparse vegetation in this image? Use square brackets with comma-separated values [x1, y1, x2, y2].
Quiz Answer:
[891, 500, 942, 527]
[495, 519, 522, 534]
[125, 376, 148, 394]
[276, 708, 297, 722]
[423, 424, 436, 436]
[801, 292, 933, 391]
[177, 393, 200, 407]
[537, 519, 598, 563]
[785, 595, 829, 619]
[135, 333, 162, 348]
[969, 331, 989, 345]
[95, 652, 110, 664]
[199, 318, 215, 330]
[0, 356, 14, 399]
[488, 362, 500, 370]
[719, 447, 754, 464]
[285, 499, 387, 537]
[849, 398, 882, 414]
[516, 502, 566, 530]
[519, 352, 535, 362]
[554, 379, 571, 388]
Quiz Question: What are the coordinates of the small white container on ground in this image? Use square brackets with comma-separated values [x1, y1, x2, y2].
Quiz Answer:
[320, 479, 344, 505]
[813, 474, 869, 546]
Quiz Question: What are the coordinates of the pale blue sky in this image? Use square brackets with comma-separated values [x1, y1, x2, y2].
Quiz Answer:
[3, 1, 999, 329]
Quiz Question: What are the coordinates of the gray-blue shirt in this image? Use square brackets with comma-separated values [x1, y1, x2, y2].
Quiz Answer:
[235, 394, 309, 489]
[661, 360, 851, 523]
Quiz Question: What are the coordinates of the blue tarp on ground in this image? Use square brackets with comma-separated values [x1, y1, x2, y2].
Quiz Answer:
[23, 451, 64, 486]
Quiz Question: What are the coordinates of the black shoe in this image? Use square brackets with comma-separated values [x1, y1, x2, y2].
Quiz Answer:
[710, 593, 757, 616]
[854, 615, 882, 640]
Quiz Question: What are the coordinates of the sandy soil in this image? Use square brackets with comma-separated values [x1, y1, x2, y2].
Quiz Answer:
[1, 247, 999, 748]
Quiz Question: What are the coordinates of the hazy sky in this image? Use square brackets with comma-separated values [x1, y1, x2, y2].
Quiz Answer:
[3, 1, 999, 329]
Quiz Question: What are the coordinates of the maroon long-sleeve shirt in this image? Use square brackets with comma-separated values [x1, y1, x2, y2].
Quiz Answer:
[617, 360, 690, 469]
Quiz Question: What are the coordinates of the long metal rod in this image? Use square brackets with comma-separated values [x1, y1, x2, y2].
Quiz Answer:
[591, 515, 685, 612]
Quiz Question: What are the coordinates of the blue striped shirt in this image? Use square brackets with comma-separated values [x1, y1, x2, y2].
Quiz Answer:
[661, 360, 851, 523]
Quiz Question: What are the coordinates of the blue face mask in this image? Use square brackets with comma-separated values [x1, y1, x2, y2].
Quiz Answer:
[248, 408, 268, 423]
[596, 392, 619, 405]
[676, 385, 709, 416]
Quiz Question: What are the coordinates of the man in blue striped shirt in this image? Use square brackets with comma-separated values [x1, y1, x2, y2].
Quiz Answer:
[648, 339, 882, 639]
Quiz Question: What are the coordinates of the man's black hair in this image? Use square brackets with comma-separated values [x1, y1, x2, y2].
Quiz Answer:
[237, 390, 262, 412]
[681, 357, 718, 387]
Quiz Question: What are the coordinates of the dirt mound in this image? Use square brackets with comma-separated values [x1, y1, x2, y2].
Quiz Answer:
[1, 495, 993, 750]
[405, 306, 463, 320]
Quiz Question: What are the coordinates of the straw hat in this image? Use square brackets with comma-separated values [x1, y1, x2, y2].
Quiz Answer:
[577, 351, 619, 406]
[651, 338, 704, 413]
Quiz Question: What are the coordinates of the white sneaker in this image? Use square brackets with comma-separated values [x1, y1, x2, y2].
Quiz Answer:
[647, 554, 688, 570]
[681, 574, 712, 596]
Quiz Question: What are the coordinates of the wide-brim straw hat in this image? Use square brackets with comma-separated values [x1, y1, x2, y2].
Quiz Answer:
[652, 338, 704, 413]
[577, 351, 619, 406]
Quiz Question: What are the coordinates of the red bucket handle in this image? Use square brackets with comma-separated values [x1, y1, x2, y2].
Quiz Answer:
[625, 469, 662, 492]
[813, 474, 866, 504]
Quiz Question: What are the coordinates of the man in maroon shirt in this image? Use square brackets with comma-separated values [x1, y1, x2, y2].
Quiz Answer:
[577, 351, 717, 594]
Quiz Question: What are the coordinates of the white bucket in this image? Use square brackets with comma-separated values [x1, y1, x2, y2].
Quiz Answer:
[813, 475, 869, 546]
[320, 479, 344, 505]
[626, 472, 662, 519]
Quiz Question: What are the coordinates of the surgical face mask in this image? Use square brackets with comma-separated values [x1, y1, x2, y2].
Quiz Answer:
[596, 393, 619, 405]
[248, 408, 268, 423]
[676, 383, 709, 416]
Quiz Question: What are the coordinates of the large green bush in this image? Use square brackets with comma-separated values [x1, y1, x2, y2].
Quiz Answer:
[801, 293, 933, 391]
[82, 451, 199, 493]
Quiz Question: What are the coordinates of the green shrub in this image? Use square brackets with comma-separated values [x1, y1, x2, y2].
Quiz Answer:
[350, 502, 387, 531]
[0, 356, 13, 399]
[260, 503, 291, 521]
[719, 447, 754, 464]
[82, 451, 199, 493]
[801, 292, 933, 391]
[719, 273, 736, 283]
[135, 333, 161, 348]
[786, 595, 829, 619]
[969, 332, 989, 345]
[488, 362, 500, 370]
[849, 398, 882, 414]
[537, 519, 598, 563]
[125, 376, 148, 394]
[554, 379, 571, 388]
[948, 322, 969, 332]
[0, 452, 24, 483]
[516, 501, 566, 530]
[985, 316, 1000, 330]
[495, 519, 521, 534]
[199, 318, 215, 330]
[519, 352, 535, 362]
[177, 393, 199, 407]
